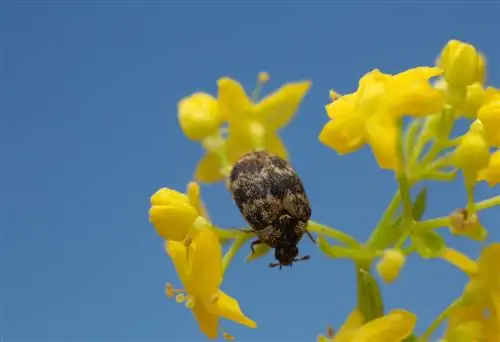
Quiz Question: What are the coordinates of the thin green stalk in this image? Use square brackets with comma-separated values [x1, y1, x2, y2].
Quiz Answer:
[222, 235, 250, 273]
[308, 221, 360, 248]
[476, 195, 500, 211]
[420, 297, 463, 341]
[415, 217, 450, 231]
[397, 172, 413, 225]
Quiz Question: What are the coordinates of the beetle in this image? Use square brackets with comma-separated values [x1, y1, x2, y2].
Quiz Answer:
[228, 151, 315, 269]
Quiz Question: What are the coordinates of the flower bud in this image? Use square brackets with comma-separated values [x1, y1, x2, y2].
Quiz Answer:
[376, 249, 406, 283]
[178, 92, 222, 141]
[149, 187, 199, 241]
[453, 120, 490, 175]
[438, 40, 486, 88]
[477, 90, 500, 147]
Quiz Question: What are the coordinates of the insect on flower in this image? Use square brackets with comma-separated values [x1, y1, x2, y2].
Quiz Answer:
[228, 151, 315, 269]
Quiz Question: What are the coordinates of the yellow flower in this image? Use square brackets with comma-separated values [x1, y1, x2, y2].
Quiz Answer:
[438, 39, 486, 88]
[194, 77, 311, 183]
[441, 244, 500, 342]
[376, 249, 406, 284]
[148, 182, 208, 241]
[458, 82, 487, 119]
[453, 120, 490, 177]
[166, 227, 257, 339]
[477, 88, 500, 147]
[320, 67, 444, 171]
[317, 309, 416, 342]
[386, 66, 445, 116]
[478, 149, 500, 186]
[220, 77, 311, 160]
[178, 92, 223, 141]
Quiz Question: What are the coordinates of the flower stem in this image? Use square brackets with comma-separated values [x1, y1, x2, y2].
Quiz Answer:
[397, 172, 413, 225]
[420, 297, 463, 341]
[476, 195, 500, 211]
[222, 235, 251, 273]
[308, 221, 360, 248]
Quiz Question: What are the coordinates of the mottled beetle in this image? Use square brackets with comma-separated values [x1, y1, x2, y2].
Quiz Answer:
[228, 151, 315, 269]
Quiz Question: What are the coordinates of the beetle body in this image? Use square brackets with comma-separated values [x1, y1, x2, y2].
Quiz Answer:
[228, 151, 314, 269]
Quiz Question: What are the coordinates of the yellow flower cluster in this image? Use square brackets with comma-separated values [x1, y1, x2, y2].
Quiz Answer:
[148, 39, 500, 341]
[177, 74, 311, 183]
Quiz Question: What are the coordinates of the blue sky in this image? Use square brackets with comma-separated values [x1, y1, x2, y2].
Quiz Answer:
[2, 2, 499, 342]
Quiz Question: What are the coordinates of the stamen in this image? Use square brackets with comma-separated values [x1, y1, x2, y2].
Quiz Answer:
[175, 293, 187, 303]
[222, 328, 236, 340]
[185, 297, 195, 309]
[329, 90, 341, 101]
[327, 326, 335, 338]
[165, 282, 183, 298]
[165, 283, 175, 298]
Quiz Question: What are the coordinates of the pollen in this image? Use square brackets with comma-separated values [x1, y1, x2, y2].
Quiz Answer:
[258, 71, 270, 84]
[184, 296, 195, 309]
[175, 293, 187, 303]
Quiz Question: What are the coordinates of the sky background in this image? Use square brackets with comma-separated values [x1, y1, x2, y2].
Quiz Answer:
[2, 2, 500, 342]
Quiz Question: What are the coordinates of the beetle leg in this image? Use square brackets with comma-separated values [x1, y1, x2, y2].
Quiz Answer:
[294, 255, 311, 262]
[305, 230, 316, 244]
[250, 239, 263, 254]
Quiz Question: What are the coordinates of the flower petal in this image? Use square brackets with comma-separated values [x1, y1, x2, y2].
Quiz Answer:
[265, 134, 289, 160]
[165, 240, 191, 292]
[350, 309, 417, 342]
[319, 118, 366, 155]
[334, 310, 364, 342]
[326, 93, 357, 120]
[477, 243, 500, 291]
[365, 114, 400, 171]
[217, 77, 252, 122]
[149, 202, 198, 241]
[178, 92, 222, 141]
[190, 228, 223, 298]
[203, 290, 257, 329]
[225, 133, 254, 165]
[192, 301, 219, 340]
[389, 67, 445, 117]
[187, 182, 210, 220]
[194, 153, 225, 184]
[441, 247, 478, 275]
[252, 81, 311, 131]
[478, 149, 500, 187]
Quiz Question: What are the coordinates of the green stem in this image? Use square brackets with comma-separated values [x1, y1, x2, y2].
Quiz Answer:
[415, 217, 450, 231]
[308, 221, 360, 248]
[366, 191, 401, 248]
[397, 172, 413, 225]
[420, 297, 463, 341]
[476, 195, 500, 211]
[222, 235, 250, 273]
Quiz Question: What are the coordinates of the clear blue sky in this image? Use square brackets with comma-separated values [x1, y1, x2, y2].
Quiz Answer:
[2, 2, 499, 342]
